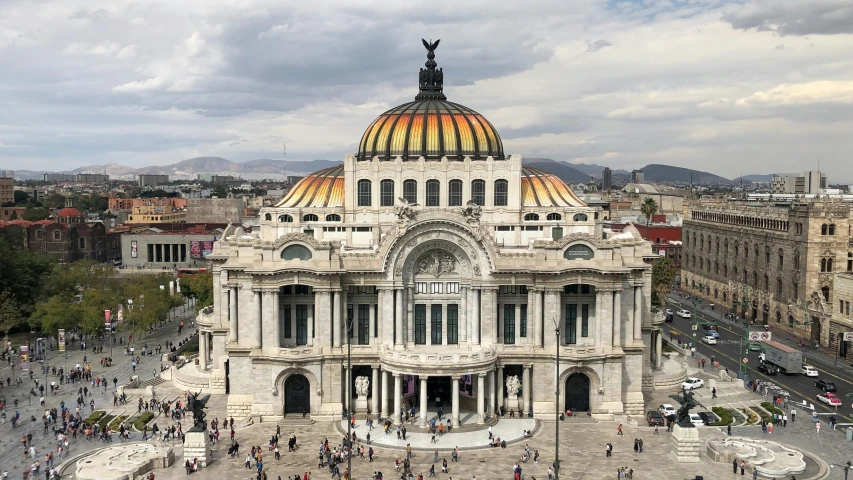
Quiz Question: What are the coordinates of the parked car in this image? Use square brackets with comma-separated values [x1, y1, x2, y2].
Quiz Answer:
[814, 380, 837, 392]
[659, 404, 677, 417]
[647, 410, 665, 426]
[681, 377, 705, 390]
[757, 362, 778, 375]
[689, 413, 705, 427]
[802, 365, 819, 377]
[701, 335, 717, 345]
[817, 392, 842, 406]
[676, 309, 691, 318]
[697, 411, 719, 426]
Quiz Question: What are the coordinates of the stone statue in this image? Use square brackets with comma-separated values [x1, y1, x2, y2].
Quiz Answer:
[460, 200, 482, 223]
[676, 388, 697, 427]
[505, 375, 521, 396]
[354, 376, 370, 398]
[187, 390, 209, 430]
[394, 197, 417, 222]
[416, 250, 456, 277]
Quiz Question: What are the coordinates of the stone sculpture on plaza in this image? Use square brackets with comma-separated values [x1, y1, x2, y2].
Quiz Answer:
[355, 375, 370, 412]
[676, 388, 697, 427]
[505, 375, 521, 410]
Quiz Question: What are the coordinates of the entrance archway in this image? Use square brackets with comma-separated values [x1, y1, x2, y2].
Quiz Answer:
[284, 374, 311, 415]
[810, 317, 821, 344]
[564, 373, 590, 412]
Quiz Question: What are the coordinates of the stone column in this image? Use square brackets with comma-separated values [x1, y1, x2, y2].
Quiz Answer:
[306, 300, 314, 347]
[487, 369, 496, 416]
[393, 374, 402, 424]
[655, 331, 663, 369]
[290, 305, 297, 342]
[442, 304, 448, 346]
[395, 289, 404, 347]
[368, 303, 376, 345]
[613, 288, 622, 348]
[376, 290, 384, 345]
[515, 304, 522, 345]
[538, 289, 546, 347]
[316, 290, 330, 348]
[496, 365, 504, 409]
[371, 366, 379, 415]
[199, 332, 208, 370]
[341, 288, 349, 345]
[451, 375, 460, 427]
[471, 289, 481, 345]
[594, 290, 604, 347]
[633, 285, 643, 343]
[527, 288, 536, 345]
[247, 289, 261, 349]
[332, 289, 342, 348]
[266, 290, 279, 350]
[487, 289, 499, 345]
[228, 287, 238, 343]
[420, 376, 428, 427]
[477, 373, 485, 424]
[406, 286, 414, 346]
[381, 290, 393, 346]
[460, 286, 468, 343]
[522, 365, 531, 415]
[381, 369, 390, 418]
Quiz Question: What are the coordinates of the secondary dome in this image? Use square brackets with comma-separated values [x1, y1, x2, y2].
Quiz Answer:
[357, 39, 504, 161]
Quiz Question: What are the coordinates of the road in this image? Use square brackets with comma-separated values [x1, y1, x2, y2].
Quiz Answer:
[662, 295, 853, 424]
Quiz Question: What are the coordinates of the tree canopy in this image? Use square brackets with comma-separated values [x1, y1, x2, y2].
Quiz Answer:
[651, 257, 677, 307]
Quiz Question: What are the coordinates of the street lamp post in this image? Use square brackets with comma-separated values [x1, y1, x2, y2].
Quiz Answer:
[832, 461, 852, 480]
[554, 325, 561, 480]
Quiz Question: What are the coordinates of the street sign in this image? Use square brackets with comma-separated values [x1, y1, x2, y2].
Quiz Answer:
[57, 329, 65, 352]
[743, 358, 748, 363]
[748, 331, 772, 342]
[692, 325, 698, 331]
[843, 332, 853, 341]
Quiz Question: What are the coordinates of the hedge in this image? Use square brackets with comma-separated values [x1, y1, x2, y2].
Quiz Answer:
[97, 415, 115, 429]
[108, 415, 127, 430]
[761, 402, 784, 416]
[132, 412, 155, 431]
[740, 408, 758, 424]
[711, 407, 734, 426]
[86, 411, 106, 424]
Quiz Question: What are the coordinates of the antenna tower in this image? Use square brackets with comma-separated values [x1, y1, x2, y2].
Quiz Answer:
[282, 143, 288, 185]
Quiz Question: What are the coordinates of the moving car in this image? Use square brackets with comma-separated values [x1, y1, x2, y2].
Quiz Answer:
[659, 404, 677, 417]
[706, 330, 721, 339]
[702, 323, 718, 331]
[802, 365, 819, 377]
[757, 362, 778, 375]
[689, 413, 705, 427]
[665, 313, 674, 323]
[681, 377, 705, 390]
[676, 309, 692, 318]
[817, 392, 842, 406]
[748, 342, 762, 352]
[647, 410, 665, 426]
[697, 411, 720, 426]
[665, 308, 673, 316]
[701, 335, 717, 345]
[814, 380, 837, 392]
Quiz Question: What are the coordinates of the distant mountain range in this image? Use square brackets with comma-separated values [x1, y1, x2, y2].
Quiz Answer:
[11, 156, 755, 185]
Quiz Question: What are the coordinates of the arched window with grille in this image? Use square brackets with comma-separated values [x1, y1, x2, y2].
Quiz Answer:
[494, 179, 508, 206]
[325, 214, 341, 222]
[357, 179, 372, 207]
[448, 180, 462, 207]
[524, 213, 539, 221]
[471, 180, 485, 206]
[403, 179, 418, 204]
[380, 179, 394, 207]
[302, 214, 318, 222]
[546, 213, 561, 221]
[279, 214, 293, 223]
[426, 179, 440, 207]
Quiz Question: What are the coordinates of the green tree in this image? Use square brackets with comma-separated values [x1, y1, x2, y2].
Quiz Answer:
[180, 271, 213, 311]
[0, 290, 23, 340]
[651, 257, 677, 307]
[640, 197, 659, 226]
[13, 190, 30, 205]
[21, 207, 49, 221]
[30, 294, 80, 336]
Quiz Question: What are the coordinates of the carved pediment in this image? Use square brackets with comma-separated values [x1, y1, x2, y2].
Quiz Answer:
[269, 233, 331, 250]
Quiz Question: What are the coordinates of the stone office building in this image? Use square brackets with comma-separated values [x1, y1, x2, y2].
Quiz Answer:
[681, 200, 853, 349]
[196, 44, 658, 423]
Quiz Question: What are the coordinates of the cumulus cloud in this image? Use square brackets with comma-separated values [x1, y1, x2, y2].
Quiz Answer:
[724, 0, 853, 36]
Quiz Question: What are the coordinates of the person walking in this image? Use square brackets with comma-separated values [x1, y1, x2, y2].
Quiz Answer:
[783, 414, 787, 427]
[633, 439, 638, 454]
[816, 421, 821, 434]
[712, 387, 717, 399]
[638, 438, 643, 453]
[617, 424, 623, 436]
[727, 424, 732, 436]
[733, 459, 738, 474]
[791, 408, 796, 422]
[740, 461, 746, 475]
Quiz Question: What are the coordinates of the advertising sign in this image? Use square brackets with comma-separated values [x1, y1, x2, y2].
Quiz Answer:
[104, 309, 111, 330]
[169, 281, 175, 295]
[402, 375, 416, 396]
[658, 249, 666, 257]
[190, 240, 215, 259]
[117, 305, 123, 324]
[459, 374, 473, 397]
[748, 331, 772, 342]
[57, 329, 65, 352]
[130, 240, 138, 258]
[20, 345, 29, 371]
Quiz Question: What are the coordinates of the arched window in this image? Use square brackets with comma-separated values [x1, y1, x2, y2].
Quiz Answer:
[700, 234, 704, 251]
[734, 242, 739, 257]
[776, 278, 782, 296]
[325, 214, 341, 222]
[546, 213, 562, 221]
[848, 252, 853, 272]
[714, 262, 719, 275]
[723, 291, 728, 302]
[829, 224, 836, 235]
[380, 179, 394, 207]
[821, 258, 828, 272]
[53, 230, 61, 241]
[573, 213, 588, 222]
[524, 213, 540, 221]
[821, 224, 828, 235]
[794, 253, 800, 270]
[763, 274, 769, 290]
[724, 265, 728, 277]
[827, 258, 833, 272]
[493, 179, 508, 206]
[706, 259, 710, 271]
[357, 179, 372, 207]
[403, 179, 418, 204]
[471, 180, 485, 206]
[778, 249, 784, 267]
[753, 272, 758, 286]
[744, 242, 749, 259]
[743, 270, 748, 283]
[776, 310, 781, 323]
[302, 214, 319, 222]
[78, 237, 86, 249]
[279, 214, 293, 223]
[426, 179, 440, 207]
[822, 286, 830, 302]
[264, 213, 271, 221]
[765, 246, 770, 263]
[448, 180, 463, 207]
[281, 244, 312, 261]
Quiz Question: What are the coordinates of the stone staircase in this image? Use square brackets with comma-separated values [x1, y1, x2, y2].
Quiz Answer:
[278, 415, 316, 426]
[138, 377, 165, 389]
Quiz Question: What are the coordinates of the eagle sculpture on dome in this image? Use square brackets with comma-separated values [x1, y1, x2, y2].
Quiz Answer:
[422, 38, 440, 53]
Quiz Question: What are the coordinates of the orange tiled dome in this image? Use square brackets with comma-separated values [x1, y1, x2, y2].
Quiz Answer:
[521, 166, 586, 207]
[57, 207, 83, 218]
[276, 165, 344, 208]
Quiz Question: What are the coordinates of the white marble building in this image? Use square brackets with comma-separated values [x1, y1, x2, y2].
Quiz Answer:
[195, 45, 662, 423]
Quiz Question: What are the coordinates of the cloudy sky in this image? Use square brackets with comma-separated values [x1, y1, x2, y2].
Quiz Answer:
[1, 0, 852, 181]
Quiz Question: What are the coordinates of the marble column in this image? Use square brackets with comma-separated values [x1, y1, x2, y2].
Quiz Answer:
[515, 304, 522, 345]
[471, 289, 481, 345]
[522, 365, 531, 415]
[441, 304, 448, 346]
[266, 290, 279, 350]
[655, 331, 663, 369]
[332, 289, 342, 348]
[496, 365, 504, 409]
[306, 301, 314, 346]
[381, 290, 394, 346]
[380, 369, 390, 418]
[487, 369, 496, 416]
[451, 375, 460, 427]
[406, 286, 414, 346]
[371, 366, 380, 415]
[594, 290, 604, 347]
[368, 303, 376, 345]
[199, 332, 208, 370]
[527, 288, 536, 346]
[420, 376, 428, 427]
[633, 285, 643, 342]
[460, 287, 468, 343]
[393, 374, 402, 424]
[250, 290, 262, 348]
[395, 289, 404, 347]
[316, 290, 331, 348]
[487, 289, 499, 345]
[228, 288, 238, 343]
[538, 289, 546, 347]
[477, 373, 485, 424]
[613, 288, 622, 348]
[341, 289, 349, 345]
[376, 291, 384, 345]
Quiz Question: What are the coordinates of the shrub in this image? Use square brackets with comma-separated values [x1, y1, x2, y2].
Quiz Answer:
[132, 412, 155, 430]
[108, 415, 127, 430]
[711, 407, 734, 426]
[740, 408, 758, 424]
[97, 415, 115, 429]
[87, 411, 106, 424]
[761, 402, 784, 416]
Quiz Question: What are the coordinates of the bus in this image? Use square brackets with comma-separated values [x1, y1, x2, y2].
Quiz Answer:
[177, 267, 209, 277]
